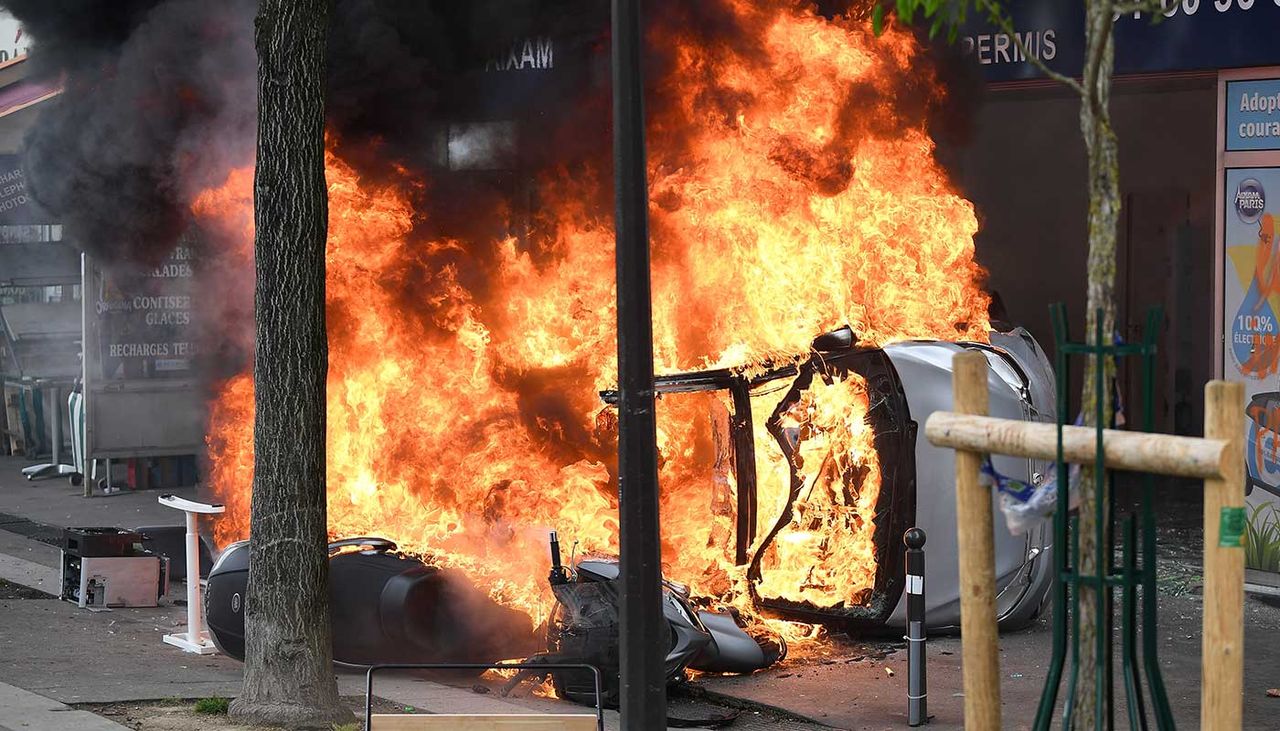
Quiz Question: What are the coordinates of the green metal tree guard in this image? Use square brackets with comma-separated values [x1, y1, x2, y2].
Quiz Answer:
[1034, 303, 1174, 730]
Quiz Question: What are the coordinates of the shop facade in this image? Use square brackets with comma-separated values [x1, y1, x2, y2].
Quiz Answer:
[1218, 69, 1280, 591]
[955, 1, 1280, 592]
[0, 47, 202, 490]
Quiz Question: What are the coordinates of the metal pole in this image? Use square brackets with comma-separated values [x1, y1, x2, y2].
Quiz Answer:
[611, 0, 666, 728]
[50, 384, 61, 467]
[904, 528, 928, 726]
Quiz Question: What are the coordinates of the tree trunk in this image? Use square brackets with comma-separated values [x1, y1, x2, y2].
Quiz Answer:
[1071, 1, 1120, 728]
[229, 0, 350, 727]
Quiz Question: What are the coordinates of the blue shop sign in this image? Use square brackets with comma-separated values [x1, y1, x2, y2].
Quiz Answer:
[958, 1, 1280, 82]
[1227, 79, 1280, 151]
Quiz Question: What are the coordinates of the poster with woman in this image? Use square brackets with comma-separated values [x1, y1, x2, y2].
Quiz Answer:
[1223, 167, 1280, 579]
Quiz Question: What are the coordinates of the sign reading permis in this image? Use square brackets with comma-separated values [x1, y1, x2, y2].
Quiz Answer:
[1227, 79, 1280, 152]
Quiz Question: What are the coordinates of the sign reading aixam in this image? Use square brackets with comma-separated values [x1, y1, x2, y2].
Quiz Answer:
[484, 37, 554, 72]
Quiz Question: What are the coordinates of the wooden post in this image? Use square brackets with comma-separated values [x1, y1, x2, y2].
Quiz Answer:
[1201, 380, 1244, 731]
[924, 412, 1229, 480]
[952, 351, 1001, 729]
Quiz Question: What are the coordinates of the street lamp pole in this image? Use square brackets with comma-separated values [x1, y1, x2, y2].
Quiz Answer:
[611, 0, 666, 728]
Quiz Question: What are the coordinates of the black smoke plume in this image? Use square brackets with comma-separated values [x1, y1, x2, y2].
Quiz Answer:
[3, 0, 970, 261]
[4, 0, 256, 265]
[4, 0, 976, 461]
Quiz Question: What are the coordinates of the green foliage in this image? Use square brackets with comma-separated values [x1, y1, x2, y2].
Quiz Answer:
[878, 0, 1168, 42]
[193, 697, 230, 715]
[874, 0, 973, 40]
[1245, 502, 1280, 572]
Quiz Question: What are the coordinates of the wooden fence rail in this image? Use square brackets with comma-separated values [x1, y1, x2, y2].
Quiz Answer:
[924, 413, 1229, 480]
[925, 351, 1244, 730]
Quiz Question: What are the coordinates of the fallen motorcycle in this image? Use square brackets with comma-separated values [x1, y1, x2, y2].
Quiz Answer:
[205, 537, 539, 665]
[534, 532, 786, 707]
[205, 531, 783, 695]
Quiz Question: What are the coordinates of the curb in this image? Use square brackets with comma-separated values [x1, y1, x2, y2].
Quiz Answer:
[0, 682, 132, 731]
[677, 682, 837, 728]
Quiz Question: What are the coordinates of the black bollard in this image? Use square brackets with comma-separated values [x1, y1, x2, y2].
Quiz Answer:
[904, 527, 928, 726]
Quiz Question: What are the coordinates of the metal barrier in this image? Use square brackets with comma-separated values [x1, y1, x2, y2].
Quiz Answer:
[364, 662, 605, 731]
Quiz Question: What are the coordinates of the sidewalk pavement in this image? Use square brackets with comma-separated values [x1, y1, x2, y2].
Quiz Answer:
[0, 682, 131, 731]
[0, 539, 673, 731]
[1, 455, 1278, 729]
[0, 457, 817, 730]
[0, 470, 209, 537]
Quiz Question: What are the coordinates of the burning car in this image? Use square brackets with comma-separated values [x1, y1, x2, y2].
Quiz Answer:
[599, 325, 1055, 632]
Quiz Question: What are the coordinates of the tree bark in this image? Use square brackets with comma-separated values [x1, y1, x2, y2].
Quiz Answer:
[1071, 1, 1120, 728]
[229, 0, 350, 727]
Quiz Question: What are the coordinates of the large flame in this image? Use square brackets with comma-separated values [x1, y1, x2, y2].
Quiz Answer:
[753, 374, 881, 608]
[198, 3, 987, 638]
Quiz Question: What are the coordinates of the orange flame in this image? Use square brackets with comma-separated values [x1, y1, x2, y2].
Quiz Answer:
[754, 374, 881, 608]
[197, 4, 987, 641]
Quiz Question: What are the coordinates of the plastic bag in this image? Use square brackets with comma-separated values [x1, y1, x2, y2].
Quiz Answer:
[987, 391, 1124, 535]
[982, 456, 1081, 536]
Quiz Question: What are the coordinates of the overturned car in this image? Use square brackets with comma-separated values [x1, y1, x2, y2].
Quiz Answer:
[595, 326, 1056, 632]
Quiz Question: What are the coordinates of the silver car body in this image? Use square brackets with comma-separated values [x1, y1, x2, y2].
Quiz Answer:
[883, 329, 1056, 630]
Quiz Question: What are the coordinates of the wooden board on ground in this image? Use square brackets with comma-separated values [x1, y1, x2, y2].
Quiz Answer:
[371, 714, 597, 731]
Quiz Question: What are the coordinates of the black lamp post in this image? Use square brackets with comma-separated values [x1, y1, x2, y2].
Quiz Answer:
[611, 0, 666, 727]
